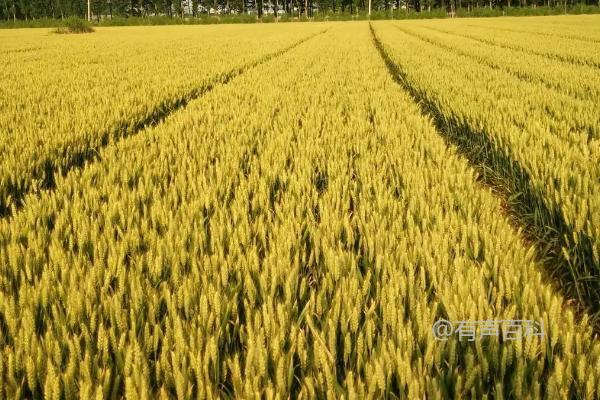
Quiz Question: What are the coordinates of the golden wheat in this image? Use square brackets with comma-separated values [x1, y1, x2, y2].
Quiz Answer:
[0, 19, 599, 399]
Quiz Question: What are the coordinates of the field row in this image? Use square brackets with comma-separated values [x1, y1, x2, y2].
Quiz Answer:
[416, 17, 600, 67]
[462, 14, 600, 41]
[1, 22, 600, 398]
[393, 23, 600, 101]
[371, 20, 600, 317]
[0, 24, 326, 217]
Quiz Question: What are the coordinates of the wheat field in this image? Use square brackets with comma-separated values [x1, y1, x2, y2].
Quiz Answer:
[1, 16, 599, 399]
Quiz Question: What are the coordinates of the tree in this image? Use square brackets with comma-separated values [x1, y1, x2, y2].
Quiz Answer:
[3, 0, 600, 21]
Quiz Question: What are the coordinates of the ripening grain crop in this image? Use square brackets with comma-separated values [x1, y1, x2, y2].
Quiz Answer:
[372, 18, 600, 318]
[0, 23, 326, 217]
[1, 16, 600, 400]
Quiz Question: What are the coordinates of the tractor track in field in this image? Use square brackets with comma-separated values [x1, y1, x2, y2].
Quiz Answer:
[422, 25, 600, 70]
[369, 22, 600, 331]
[464, 23, 600, 45]
[0, 28, 328, 220]
[392, 24, 597, 103]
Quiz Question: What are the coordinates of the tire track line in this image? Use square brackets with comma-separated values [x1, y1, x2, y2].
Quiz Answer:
[370, 22, 600, 327]
[0, 28, 328, 219]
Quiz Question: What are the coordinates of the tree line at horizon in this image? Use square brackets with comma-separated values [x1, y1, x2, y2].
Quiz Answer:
[1, 0, 598, 21]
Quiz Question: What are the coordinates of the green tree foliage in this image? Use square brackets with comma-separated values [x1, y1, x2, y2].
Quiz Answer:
[1, 0, 599, 20]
